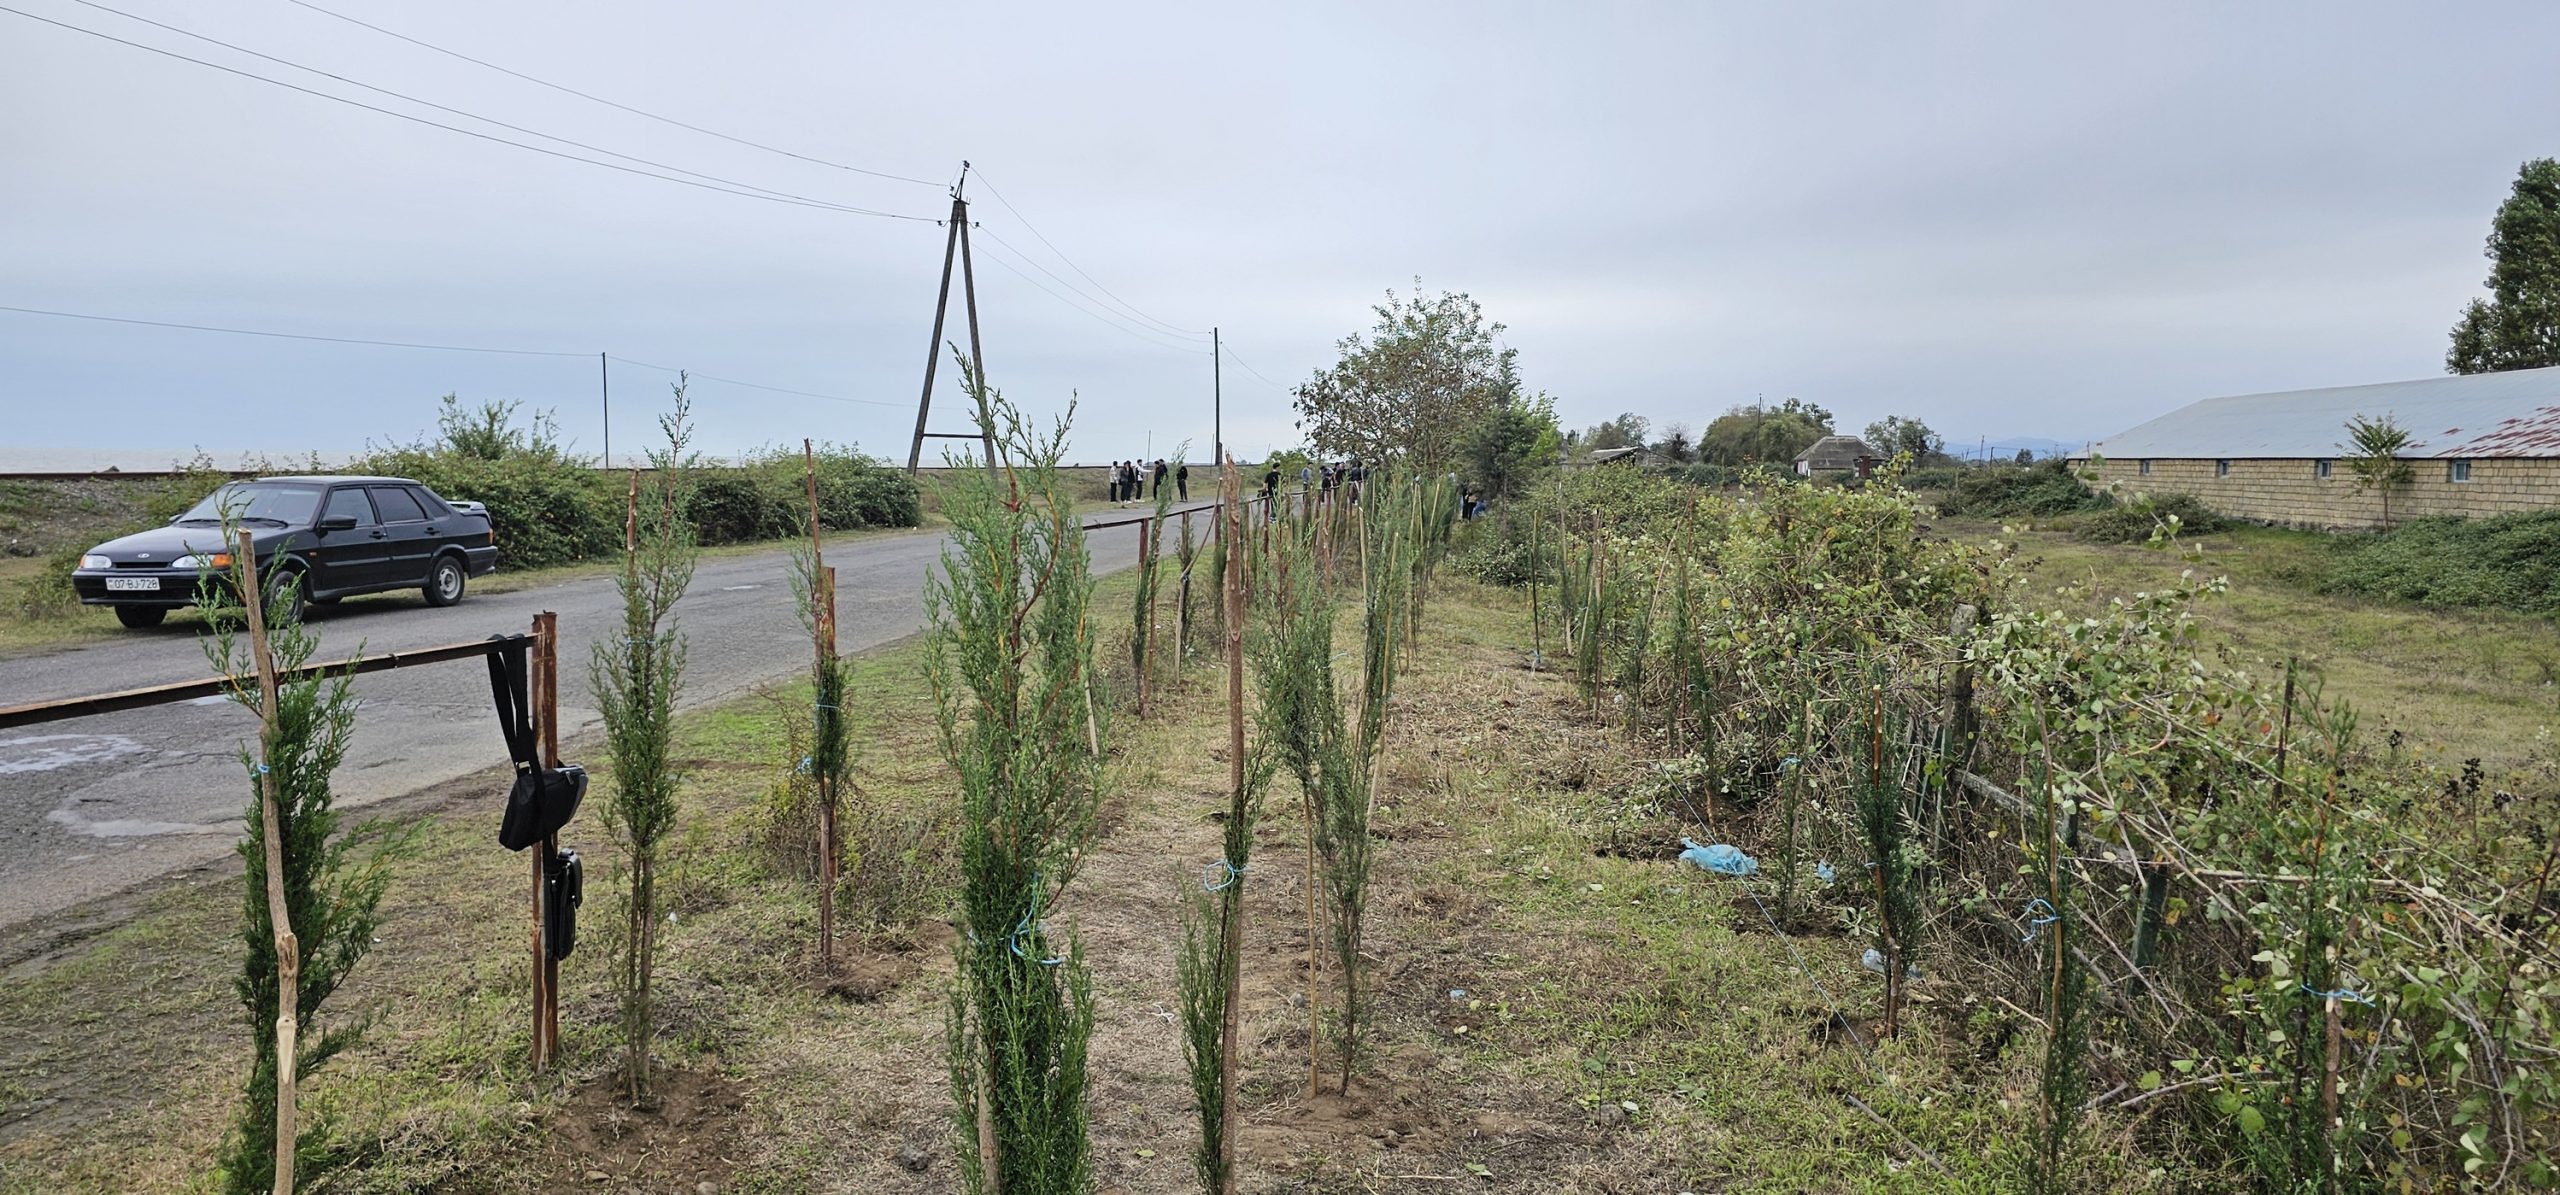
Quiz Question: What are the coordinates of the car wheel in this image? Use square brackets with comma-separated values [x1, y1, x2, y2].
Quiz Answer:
[424, 556, 466, 607]
[266, 570, 308, 625]
[114, 605, 167, 629]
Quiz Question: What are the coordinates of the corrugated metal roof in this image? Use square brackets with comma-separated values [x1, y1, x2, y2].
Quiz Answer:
[2085, 364, 2560, 460]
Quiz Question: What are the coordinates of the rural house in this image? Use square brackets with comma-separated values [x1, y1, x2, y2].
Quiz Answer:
[2078, 365, 2560, 529]
[1794, 435, 1884, 478]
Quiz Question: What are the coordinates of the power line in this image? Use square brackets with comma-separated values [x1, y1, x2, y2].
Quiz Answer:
[65, 0, 893, 214]
[610, 357, 904, 408]
[971, 237, 1211, 358]
[0, 302, 585, 356]
[0, 302, 897, 408]
[283, 0, 943, 189]
[969, 168, 1212, 339]
[975, 228, 1210, 355]
[0, 4, 938, 221]
[1218, 341, 1293, 393]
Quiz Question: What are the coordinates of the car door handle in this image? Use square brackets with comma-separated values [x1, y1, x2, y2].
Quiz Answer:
[370, 530, 389, 539]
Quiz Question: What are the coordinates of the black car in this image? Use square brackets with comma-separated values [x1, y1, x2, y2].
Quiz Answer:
[73, 476, 499, 628]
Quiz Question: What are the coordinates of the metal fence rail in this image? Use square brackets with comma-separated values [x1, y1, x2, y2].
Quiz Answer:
[0, 633, 536, 730]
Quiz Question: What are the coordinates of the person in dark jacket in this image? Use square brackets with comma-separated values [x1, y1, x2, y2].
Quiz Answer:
[1152, 458, 1169, 499]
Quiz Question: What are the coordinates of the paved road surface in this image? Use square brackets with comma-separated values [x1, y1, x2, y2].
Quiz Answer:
[0, 512, 1191, 931]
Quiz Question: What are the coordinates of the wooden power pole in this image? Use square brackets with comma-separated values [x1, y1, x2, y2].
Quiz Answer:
[906, 162, 997, 477]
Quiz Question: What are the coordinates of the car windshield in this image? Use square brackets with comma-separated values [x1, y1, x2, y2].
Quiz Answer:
[173, 483, 326, 527]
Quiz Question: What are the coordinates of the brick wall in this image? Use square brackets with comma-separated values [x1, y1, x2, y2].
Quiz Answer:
[2081, 457, 2560, 529]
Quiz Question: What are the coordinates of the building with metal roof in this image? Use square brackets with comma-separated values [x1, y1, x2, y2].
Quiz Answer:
[2078, 365, 2560, 529]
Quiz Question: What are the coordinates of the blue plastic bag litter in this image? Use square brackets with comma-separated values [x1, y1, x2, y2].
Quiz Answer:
[1861, 947, 1922, 980]
[1678, 838, 1758, 876]
[1815, 861, 1837, 884]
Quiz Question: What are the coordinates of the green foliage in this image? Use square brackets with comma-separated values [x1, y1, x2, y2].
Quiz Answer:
[2338, 413, 2418, 529]
[1863, 415, 1945, 464]
[2070, 491, 2233, 543]
[1695, 398, 1833, 467]
[2322, 509, 2560, 615]
[1934, 460, 2113, 519]
[1293, 282, 1525, 471]
[685, 473, 798, 545]
[194, 525, 411, 1192]
[360, 398, 616, 570]
[1577, 411, 1651, 452]
[2447, 158, 2560, 374]
[926, 366, 1104, 1195]
[1131, 462, 1180, 706]
[587, 380, 701, 1105]
[1455, 392, 1561, 502]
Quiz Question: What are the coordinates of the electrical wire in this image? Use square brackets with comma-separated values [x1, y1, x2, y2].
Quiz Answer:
[0, 302, 586, 356]
[282, 0, 943, 188]
[64, 0, 896, 214]
[1217, 341, 1294, 393]
[609, 356, 905, 408]
[969, 168, 1212, 338]
[970, 236, 1212, 359]
[0, 4, 937, 221]
[975, 227, 1213, 354]
[0, 303, 897, 408]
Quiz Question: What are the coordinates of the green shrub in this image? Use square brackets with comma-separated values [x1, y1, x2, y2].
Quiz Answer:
[685, 474, 797, 545]
[2323, 509, 2560, 615]
[1936, 460, 2113, 519]
[357, 398, 619, 570]
[2072, 492, 2234, 543]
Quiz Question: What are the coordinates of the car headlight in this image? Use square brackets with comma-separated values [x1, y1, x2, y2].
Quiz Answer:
[80, 554, 111, 570]
[168, 553, 233, 570]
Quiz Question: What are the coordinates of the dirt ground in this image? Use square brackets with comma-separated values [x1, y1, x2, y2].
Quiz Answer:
[0, 580, 2062, 1194]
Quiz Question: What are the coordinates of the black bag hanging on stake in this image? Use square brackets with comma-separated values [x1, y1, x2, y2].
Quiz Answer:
[487, 637, 586, 852]
[545, 848, 582, 960]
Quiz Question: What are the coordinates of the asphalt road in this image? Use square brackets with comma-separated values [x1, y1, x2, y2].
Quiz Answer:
[0, 511, 1189, 931]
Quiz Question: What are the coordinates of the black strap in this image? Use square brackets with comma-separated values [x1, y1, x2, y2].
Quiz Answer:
[485, 638, 537, 771]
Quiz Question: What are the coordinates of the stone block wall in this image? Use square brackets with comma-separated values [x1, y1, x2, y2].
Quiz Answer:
[2080, 457, 2560, 529]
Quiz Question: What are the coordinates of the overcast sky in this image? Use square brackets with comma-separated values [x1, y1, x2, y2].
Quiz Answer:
[6, 1, 2557, 468]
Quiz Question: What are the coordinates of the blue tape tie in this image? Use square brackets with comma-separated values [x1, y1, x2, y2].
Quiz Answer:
[1201, 859, 1247, 892]
[249, 762, 271, 776]
[1781, 755, 1803, 769]
[1815, 861, 1837, 884]
[2019, 898, 2061, 943]
[2302, 983, 2373, 1005]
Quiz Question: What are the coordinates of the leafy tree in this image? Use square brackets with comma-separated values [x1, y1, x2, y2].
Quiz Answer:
[1654, 422, 1695, 464]
[1580, 412, 1651, 452]
[1865, 415, 1945, 463]
[2014, 447, 2035, 466]
[1292, 282, 1520, 470]
[1454, 393, 1560, 501]
[2339, 413, 2416, 529]
[2448, 158, 2560, 374]
[1696, 398, 1833, 466]
[433, 394, 564, 461]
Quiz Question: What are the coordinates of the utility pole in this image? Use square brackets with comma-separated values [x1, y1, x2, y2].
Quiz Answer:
[906, 162, 996, 476]
[1213, 326, 1223, 468]
[600, 352, 611, 470]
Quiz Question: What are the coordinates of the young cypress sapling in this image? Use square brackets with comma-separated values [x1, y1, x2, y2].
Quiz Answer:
[589, 380, 700, 1105]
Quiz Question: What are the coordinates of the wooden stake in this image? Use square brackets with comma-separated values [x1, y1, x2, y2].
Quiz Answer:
[1137, 516, 1154, 719]
[802, 441, 840, 972]
[235, 529, 298, 1195]
[535, 610, 562, 1066]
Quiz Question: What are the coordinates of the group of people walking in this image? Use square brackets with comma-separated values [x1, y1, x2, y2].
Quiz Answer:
[1109, 458, 1186, 504]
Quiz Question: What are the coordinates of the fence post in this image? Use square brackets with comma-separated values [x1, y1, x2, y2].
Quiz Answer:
[532, 610, 561, 1070]
[2128, 861, 2171, 991]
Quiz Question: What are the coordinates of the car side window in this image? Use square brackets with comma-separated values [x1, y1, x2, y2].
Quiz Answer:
[407, 485, 450, 516]
[370, 486, 427, 523]
[322, 487, 378, 526]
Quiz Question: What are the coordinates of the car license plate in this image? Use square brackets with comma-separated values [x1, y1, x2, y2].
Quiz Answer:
[105, 577, 161, 592]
